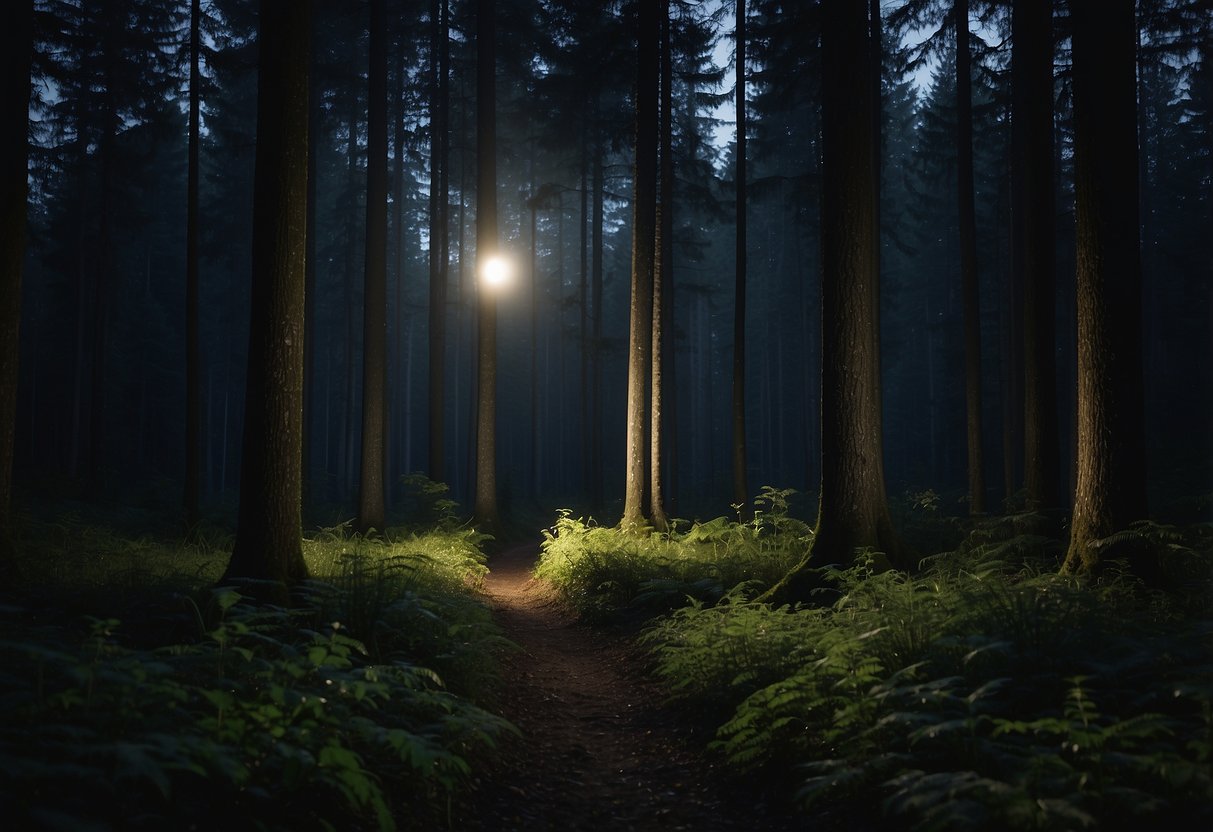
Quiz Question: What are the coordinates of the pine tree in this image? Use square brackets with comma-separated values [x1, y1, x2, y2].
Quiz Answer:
[222, 0, 311, 596]
[621, 0, 659, 531]
[357, 0, 389, 534]
[1064, 0, 1148, 574]
[0, 0, 32, 565]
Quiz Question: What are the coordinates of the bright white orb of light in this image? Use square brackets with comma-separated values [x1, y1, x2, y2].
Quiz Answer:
[480, 254, 512, 289]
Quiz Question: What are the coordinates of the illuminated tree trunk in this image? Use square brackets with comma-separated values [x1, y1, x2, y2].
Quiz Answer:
[650, 0, 673, 532]
[764, 0, 900, 602]
[1013, 0, 1060, 513]
[472, 0, 500, 531]
[428, 0, 450, 486]
[956, 0, 985, 515]
[1064, 0, 1147, 574]
[621, 0, 658, 530]
[0, 0, 32, 563]
[357, 0, 389, 534]
[222, 0, 311, 594]
[731, 0, 749, 516]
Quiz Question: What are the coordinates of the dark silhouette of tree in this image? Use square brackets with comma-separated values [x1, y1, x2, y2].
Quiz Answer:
[956, 0, 985, 515]
[0, 0, 32, 564]
[357, 0, 389, 534]
[1064, 0, 1147, 574]
[622, 0, 659, 531]
[473, 0, 500, 532]
[428, 0, 450, 487]
[184, 0, 203, 534]
[1013, 0, 1060, 513]
[731, 0, 749, 517]
[765, 0, 901, 601]
[222, 0, 311, 594]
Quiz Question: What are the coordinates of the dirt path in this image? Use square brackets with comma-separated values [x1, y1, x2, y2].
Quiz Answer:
[462, 542, 792, 831]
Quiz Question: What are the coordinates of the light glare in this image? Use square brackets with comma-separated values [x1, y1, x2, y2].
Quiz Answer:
[480, 254, 512, 289]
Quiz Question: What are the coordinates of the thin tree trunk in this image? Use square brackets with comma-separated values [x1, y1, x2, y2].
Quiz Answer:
[579, 135, 590, 503]
[428, 0, 449, 486]
[956, 0, 985, 515]
[1064, 0, 1147, 574]
[357, 0, 389, 534]
[1014, 0, 1060, 513]
[473, 0, 500, 531]
[0, 0, 32, 563]
[184, 0, 203, 533]
[651, 0, 673, 531]
[731, 0, 749, 516]
[590, 134, 605, 512]
[223, 0, 311, 595]
[621, 0, 658, 530]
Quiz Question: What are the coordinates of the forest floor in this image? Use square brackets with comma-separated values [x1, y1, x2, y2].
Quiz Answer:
[459, 542, 797, 832]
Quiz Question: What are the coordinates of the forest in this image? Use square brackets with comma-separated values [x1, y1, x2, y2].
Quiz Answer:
[0, 0, 1211, 829]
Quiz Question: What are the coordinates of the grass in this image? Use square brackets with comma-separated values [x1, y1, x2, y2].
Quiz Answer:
[537, 491, 1213, 830]
[0, 513, 513, 832]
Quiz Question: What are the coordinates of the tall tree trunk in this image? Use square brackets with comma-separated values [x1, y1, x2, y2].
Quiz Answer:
[184, 0, 203, 533]
[731, 0, 749, 516]
[530, 179, 539, 498]
[651, 0, 674, 531]
[428, 0, 449, 486]
[472, 0, 500, 531]
[90, 63, 118, 496]
[1064, 0, 1147, 574]
[621, 0, 658, 530]
[223, 0, 311, 595]
[764, 0, 900, 603]
[590, 135, 605, 512]
[302, 8, 320, 515]
[579, 134, 590, 503]
[357, 0, 389, 533]
[0, 0, 32, 564]
[956, 0, 985, 515]
[1014, 0, 1060, 513]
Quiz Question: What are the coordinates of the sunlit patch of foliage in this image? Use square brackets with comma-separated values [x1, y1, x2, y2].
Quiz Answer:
[643, 545, 1213, 829]
[0, 518, 513, 831]
[536, 486, 811, 620]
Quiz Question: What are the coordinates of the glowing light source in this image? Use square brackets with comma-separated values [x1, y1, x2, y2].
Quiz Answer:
[480, 253, 512, 289]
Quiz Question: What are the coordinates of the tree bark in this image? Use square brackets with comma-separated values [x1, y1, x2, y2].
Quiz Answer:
[1013, 0, 1060, 513]
[621, 0, 658, 531]
[650, 0, 674, 532]
[0, 0, 32, 564]
[428, 0, 449, 486]
[184, 0, 203, 533]
[731, 0, 749, 517]
[590, 135, 605, 513]
[472, 0, 500, 531]
[357, 0, 389, 534]
[956, 0, 985, 515]
[764, 0, 900, 603]
[1064, 0, 1147, 574]
[223, 0, 311, 595]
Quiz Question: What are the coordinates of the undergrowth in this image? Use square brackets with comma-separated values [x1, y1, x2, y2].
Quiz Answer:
[539, 496, 1213, 829]
[0, 518, 512, 831]
[535, 486, 810, 620]
[642, 537, 1213, 829]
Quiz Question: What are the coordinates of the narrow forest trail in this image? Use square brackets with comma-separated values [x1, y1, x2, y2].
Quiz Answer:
[461, 542, 793, 832]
